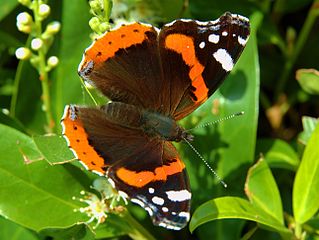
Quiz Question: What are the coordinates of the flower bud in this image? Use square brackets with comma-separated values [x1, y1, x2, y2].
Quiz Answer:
[15, 47, 32, 60]
[46, 21, 61, 34]
[89, 0, 101, 12]
[17, 12, 33, 25]
[31, 38, 43, 51]
[38, 4, 51, 19]
[99, 22, 110, 33]
[89, 17, 100, 32]
[47, 56, 59, 68]
[17, 24, 32, 33]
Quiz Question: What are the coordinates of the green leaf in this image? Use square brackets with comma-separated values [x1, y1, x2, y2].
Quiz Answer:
[0, 0, 18, 21]
[0, 110, 26, 133]
[293, 123, 319, 223]
[40, 224, 95, 240]
[0, 217, 39, 240]
[274, 0, 313, 14]
[189, 196, 291, 236]
[298, 116, 319, 145]
[256, 138, 299, 171]
[245, 158, 284, 224]
[32, 134, 74, 164]
[296, 69, 319, 95]
[95, 214, 131, 239]
[211, 12, 261, 177]
[0, 124, 91, 231]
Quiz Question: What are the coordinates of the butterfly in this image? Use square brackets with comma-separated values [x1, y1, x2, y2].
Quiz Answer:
[61, 12, 250, 230]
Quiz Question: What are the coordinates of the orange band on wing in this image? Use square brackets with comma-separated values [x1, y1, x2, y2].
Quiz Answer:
[116, 158, 185, 188]
[81, 23, 153, 67]
[61, 106, 106, 175]
[165, 34, 208, 102]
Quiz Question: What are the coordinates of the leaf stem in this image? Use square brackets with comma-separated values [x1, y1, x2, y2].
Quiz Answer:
[274, 0, 319, 99]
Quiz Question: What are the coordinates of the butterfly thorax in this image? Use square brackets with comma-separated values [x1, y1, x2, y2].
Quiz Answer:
[102, 102, 193, 142]
[141, 111, 193, 142]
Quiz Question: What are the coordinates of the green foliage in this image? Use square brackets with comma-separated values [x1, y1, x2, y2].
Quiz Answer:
[1, 0, 319, 239]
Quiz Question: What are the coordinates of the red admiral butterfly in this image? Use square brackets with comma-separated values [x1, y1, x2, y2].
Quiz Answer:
[61, 12, 250, 230]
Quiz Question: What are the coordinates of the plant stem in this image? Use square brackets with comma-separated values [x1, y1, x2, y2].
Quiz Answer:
[274, 0, 319, 99]
[295, 222, 302, 239]
[120, 210, 156, 240]
[33, 0, 54, 132]
[10, 37, 32, 117]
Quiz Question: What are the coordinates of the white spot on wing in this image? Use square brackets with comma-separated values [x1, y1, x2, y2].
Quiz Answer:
[158, 222, 182, 230]
[232, 14, 249, 22]
[162, 207, 169, 212]
[152, 196, 165, 205]
[199, 41, 205, 49]
[178, 211, 190, 221]
[208, 34, 219, 44]
[131, 198, 145, 207]
[145, 207, 153, 216]
[213, 48, 234, 72]
[238, 35, 248, 46]
[166, 190, 191, 202]
[222, 31, 228, 36]
[148, 188, 155, 194]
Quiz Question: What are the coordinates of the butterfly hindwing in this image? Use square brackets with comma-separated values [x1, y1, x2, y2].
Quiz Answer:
[61, 104, 191, 230]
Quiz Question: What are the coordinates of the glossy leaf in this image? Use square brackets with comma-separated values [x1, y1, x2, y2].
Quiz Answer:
[245, 158, 283, 224]
[0, 111, 26, 133]
[293, 123, 319, 223]
[33, 134, 74, 164]
[189, 196, 291, 236]
[179, 12, 261, 239]
[0, 0, 18, 21]
[0, 217, 39, 240]
[40, 225, 95, 240]
[0, 124, 90, 231]
[256, 138, 299, 171]
[211, 12, 261, 177]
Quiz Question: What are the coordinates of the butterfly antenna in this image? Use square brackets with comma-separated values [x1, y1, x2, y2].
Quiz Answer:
[185, 111, 244, 132]
[182, 137, 227, 188]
